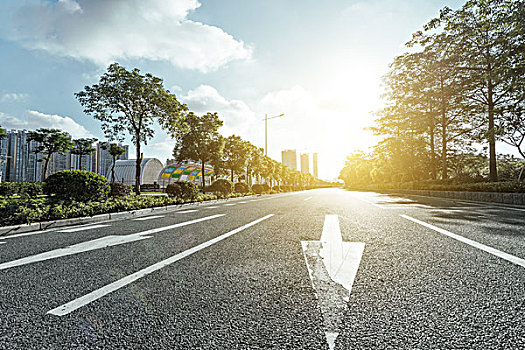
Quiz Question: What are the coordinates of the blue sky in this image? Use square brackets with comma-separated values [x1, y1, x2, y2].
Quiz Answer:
[0, 0, 495, 180]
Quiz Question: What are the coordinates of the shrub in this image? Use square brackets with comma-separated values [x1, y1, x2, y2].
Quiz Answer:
[251, 184, 264, 194]
[110, 182, 132, 197]
[0, 182, 43, 198]
[208, 179, 234, 195]
[234, 182, 251, 194]
[272, 186, 281, 192]
[44, 170, 110, 202]
[141, 183, 160, 191]
[166, 181, 199, 200]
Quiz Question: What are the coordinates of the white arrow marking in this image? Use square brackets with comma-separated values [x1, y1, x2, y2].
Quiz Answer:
[301, 215, 365, 350]
[0, 214, 224, 270]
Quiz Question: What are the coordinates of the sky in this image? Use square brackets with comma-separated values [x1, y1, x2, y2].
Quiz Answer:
[0, 0, 497, 181]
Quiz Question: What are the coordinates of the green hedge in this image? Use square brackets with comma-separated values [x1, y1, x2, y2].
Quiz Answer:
[166, 181, 199, 200]
[0, 194, 220, 227]
[347, 180, 525, 193]
[208, 179, 234, 195]
[234, 182, 251, 194]
[44, 170, 110, 202]
[110, 182, 133, 197]
[0, 182, 43, 198]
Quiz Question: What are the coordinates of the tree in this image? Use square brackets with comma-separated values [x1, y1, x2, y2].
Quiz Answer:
[101, 142, 126, 183]
[27, 128, 73, 179]
[75, 63, 187, 194]
[71, 138, 97, 170]
[222, 135, 249, 182]
[172, 112, 224, 190]
[0, 126, 5, 140]
[245, 142, 263, 186]
[429, 0, 524, 181]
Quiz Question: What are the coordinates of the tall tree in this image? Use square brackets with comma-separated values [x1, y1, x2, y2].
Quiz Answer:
[430, 0, 524, 181]
[27, 128, 73, 179]
[75, 63, 187, 194]
[222, 135, 249, 182]
[101, 142, 126, 183]
[244, 142, 263, 186]
[172, 112, 224, 190]
[71, 138, 97, 170]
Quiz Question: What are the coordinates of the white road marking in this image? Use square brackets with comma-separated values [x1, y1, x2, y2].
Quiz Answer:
[401, 215, 525, 268]
[204, 206, 218, 209]
[224, 203, 236, 206]
[353, 196, 386, 209]
[304, 197, 312, 201]
[301, 215, 365, 350]
[47, 214, 274, 316]
[239, 201, 247, 204]
[0, 242, 5, 245]
[178, 210, 198, 213]
[58, 224, 110, 233]
[133, 215, 164, 221]
[0, 214, 224, 271]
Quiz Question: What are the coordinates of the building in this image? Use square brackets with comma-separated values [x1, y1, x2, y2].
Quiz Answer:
[0, 128, 130, 182]
[300, 153, 310, 174]
[108, 158, 164, 185]
[282, 149, 297, 170]
[0, 129, 42, 182]
[96, 142, 129, 177]
[313, 152, 318, 178]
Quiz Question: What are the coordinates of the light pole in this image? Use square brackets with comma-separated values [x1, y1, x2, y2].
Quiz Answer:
[263, 113, 284, 156]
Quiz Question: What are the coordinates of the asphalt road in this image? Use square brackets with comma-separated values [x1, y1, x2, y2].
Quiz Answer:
[0, 188, 524, 349]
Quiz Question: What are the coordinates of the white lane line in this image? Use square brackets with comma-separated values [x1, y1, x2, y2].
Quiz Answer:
[204, 206, 218, 209]
[58, 224, 111, 233]
[133, 215, 164, 221]
[224, 203, 236, 206]
[47, 214, 275, 316]
[239, 201, 248, 204]
[401, 215, 525, 268]
[353, 197, 386, 209]
[0, 214, 224, 271]
[0, 242, 5, 245]
[178, 210, 198, 214]
[304, 197, 312, 201]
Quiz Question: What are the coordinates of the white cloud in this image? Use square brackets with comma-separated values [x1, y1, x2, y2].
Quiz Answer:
[181, 85, 258, 138]
[1, 92, 28, 102]
[7, 0, 251, 72]
[0, 110, 92, 138]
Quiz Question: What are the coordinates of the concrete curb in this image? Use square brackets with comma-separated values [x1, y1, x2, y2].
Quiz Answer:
[354, 189, 525, 206]
[0, 194, 260, 237]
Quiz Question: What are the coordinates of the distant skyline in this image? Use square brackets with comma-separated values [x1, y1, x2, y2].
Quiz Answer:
[4, 0, 518, 180]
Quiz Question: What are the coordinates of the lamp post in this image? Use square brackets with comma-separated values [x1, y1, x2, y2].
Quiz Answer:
[263, 113, 284, 156]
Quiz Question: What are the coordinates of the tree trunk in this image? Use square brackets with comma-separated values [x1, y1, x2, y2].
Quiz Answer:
[487, 81, 498, 182]
[230, 168, 234, 182]
[79, 155, 83, 170]
[43, 158, 49, 180]
[201, 160, 206, 192]
[135, 135, 141, 195]
[429, 108, 436, 180]
[440, 77, 448, 180]
[111, 156, 116, 183]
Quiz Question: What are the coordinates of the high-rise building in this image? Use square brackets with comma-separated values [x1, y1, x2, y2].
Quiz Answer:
[282, 149, 297, 170]
[313, 152, 318, 178]
[0, 129, 129, 182]
[300, 153, 310, 174]
[1, 130, 42, 182]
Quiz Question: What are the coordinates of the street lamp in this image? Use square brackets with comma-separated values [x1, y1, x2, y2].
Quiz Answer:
[263, 113, 284, 156]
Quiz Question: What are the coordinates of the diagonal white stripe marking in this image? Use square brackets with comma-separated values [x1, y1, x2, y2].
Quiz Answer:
[204, 206, 218, 209]
[0, 214, 224, 271]
[47, 214, 274, 316]
[224, 203, 236, 206]
[304, 197, 312, 201]
[133, 215, 164, 221]
[58, 224, 110, 233]
[401, 215, 525, 268]
[178, 210, 198, 213]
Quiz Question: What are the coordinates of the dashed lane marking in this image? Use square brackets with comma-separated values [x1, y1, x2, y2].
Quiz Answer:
[178, 210, 198, 213]
[304, 197, 312, 201]
[0, 214, 224, 271]
[58, 224, 111, 233]
[401, 215, 525, 268]
[47, 214, 275, 316]
[224, 204, 236, 206]
[133, 215, 165, 221]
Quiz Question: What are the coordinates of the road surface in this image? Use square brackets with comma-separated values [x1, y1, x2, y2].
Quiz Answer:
[1, 188, 524, 349]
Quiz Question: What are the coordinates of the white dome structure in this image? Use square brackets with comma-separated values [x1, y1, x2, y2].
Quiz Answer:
[108, 158, 164, 185]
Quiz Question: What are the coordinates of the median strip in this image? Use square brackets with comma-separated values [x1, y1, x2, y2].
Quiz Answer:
[47, 214, 274, 316]
[401, 215, 525, 268]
